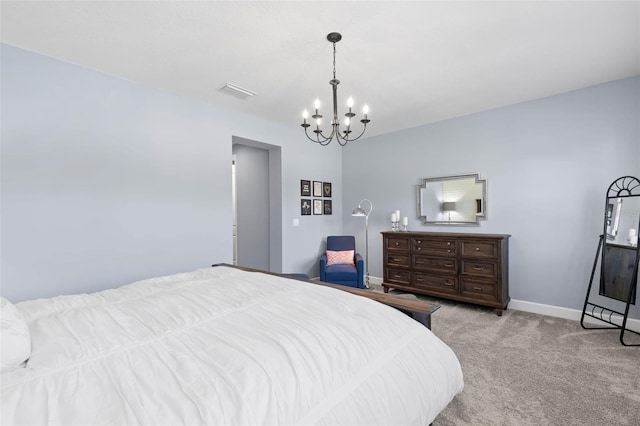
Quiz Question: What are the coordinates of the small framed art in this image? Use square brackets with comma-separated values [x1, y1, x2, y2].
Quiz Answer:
[313, 181, 323, 197]
[301, 199, 311, 215]
[323, 200, 332, 215]
[313, 199, 323, 215]
[301, 180, 311, 196]
[323, 182, 332, 197]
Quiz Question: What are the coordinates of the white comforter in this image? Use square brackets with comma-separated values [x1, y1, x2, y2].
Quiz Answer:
[2, 266, 463, 425]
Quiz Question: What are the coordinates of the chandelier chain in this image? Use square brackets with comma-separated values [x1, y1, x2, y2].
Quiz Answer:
[332, 42, 336, 80]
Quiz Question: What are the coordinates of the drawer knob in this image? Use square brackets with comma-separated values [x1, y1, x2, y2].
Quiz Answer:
[395, 242, 400, 246]
[417, 240, 422, 243]
[445, 281, 454, 287]
[417, 247, 422, 251]
[417, 278, 425, 282]
[447, 249, 451, 253]
[475, 247, 480, 251]
[447, 242, 451, 246]
[393, 274, 401, 278]
[473, 286, 483, 291]
[473, 266, 484, 271]
[444, 263, 454, 267]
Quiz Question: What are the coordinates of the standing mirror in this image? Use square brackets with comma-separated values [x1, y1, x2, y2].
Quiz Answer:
[417, 173, 487, 226]
[582, 176, 640, 346]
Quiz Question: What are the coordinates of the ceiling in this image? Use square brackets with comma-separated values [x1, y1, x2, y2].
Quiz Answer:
[2, 1, 639, 138]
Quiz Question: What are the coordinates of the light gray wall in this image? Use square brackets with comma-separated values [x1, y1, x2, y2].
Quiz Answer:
[342, 76, 640, 318]
[4, 42, 637, 318]
[1, 44, 343, 302]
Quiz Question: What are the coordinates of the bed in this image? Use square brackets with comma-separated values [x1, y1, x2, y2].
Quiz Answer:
[1, 265, 463, 425]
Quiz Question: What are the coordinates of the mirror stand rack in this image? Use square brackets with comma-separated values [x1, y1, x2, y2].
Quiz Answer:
[581, 176, 640, 347]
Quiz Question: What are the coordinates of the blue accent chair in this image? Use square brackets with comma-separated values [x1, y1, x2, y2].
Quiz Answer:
[319, 236, 364, 288]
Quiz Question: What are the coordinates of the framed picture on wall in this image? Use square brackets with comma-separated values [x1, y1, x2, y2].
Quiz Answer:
[301, 199, 311, 215]
[313, 199, 323, 215]
[301, 180, 311, 196]
[323, 182, 332, 197]
[323, 200, 332, 215]
[313, 181, 323, 197]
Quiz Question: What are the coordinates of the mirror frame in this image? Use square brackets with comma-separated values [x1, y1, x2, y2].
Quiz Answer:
[599, 176, 640, 304]
[417, 173, 487, 226]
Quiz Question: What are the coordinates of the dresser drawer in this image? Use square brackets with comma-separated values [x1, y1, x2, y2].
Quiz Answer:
[461, 239, 498, 259]
[461, 260, 497, 278]
[413, 237, 456, 249]
[414, 272, 458, 294]
[386, 253, 410, 267]
[461, 278, 498, 301]
[414, 241, 457, 257]
[413, 256, 457, 275]
[387, 236, 410, 251]
[386, 268, 410, 285]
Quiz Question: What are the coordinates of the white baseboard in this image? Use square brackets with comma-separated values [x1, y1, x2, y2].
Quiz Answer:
[368, 276, 640, 333]
[509, 299, 640, 333]
[368, 276, 383, 285]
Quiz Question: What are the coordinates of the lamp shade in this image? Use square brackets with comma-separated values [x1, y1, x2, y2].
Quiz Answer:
[442, 202, 456, 212]
[352, 207, 367, 216]
[352, 199, 372, 218]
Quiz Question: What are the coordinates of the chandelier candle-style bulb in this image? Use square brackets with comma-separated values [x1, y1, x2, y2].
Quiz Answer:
[346, 97, 355, 117]
[300, 32, 371, 146]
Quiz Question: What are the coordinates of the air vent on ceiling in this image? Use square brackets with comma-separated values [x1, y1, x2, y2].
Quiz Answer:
[220, 82, 256, 99]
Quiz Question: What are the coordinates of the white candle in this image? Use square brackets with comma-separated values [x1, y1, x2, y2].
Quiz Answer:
[402, 216, 408, 226]
[391, 213, 397, 222]
[395, 210, 400, 221]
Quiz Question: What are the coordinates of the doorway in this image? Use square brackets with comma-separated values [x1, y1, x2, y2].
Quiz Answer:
[232, 137, 282, 272]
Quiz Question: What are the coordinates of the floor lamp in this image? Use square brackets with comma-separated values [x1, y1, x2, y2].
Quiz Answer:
[352, 199, 373, 289]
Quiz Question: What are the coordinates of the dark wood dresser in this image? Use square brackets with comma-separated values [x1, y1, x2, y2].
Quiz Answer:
[381, 231, 510, 315]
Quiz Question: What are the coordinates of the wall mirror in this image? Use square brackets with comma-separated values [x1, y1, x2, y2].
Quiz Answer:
[417, 173, 486, 226]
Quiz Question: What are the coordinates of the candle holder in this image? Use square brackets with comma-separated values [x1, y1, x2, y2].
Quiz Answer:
[391, 220, 399, 231]
[400, 216, 409, 232]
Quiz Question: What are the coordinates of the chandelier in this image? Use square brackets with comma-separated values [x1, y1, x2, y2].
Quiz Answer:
[301, 32, 370, 146]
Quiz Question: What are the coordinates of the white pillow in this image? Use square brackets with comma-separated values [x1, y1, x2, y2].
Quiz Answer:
[1, 297, 31, 372]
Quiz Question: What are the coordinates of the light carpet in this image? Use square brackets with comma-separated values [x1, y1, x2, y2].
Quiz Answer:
[386, 290, 640, 426]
